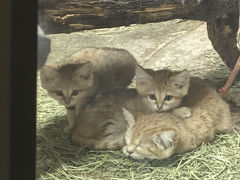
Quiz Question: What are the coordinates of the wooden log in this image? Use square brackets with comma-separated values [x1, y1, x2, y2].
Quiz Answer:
[38, 0, 240, 72]
[207, 2, 240, 71]
[38, 0, 236, 34]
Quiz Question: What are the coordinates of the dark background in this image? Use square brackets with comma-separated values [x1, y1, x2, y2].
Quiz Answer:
[0, 0, 37, 179]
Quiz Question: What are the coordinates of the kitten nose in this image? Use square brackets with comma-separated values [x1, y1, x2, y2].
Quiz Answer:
[64, 99, 71, 105]
[127, 149, 134, 155]
[157, 104, 162, 109]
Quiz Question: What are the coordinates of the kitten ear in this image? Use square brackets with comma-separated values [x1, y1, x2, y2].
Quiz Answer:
[73, 62, 94, 88]
[153, 131, 176, 150]
[169, 71, 190, 89]
[40, 65, 60, 89]
[136, 66, 153, 93]
[75, 61, 93, 77]
[136, 66, 152, 82]
[122, 107, 135, 127]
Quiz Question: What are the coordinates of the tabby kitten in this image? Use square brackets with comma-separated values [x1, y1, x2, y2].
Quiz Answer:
[135, 66, 190, 114]
[40, 47, 137, 133]
[122, 77, 233, 160]
[71, 89, 135, 150]
[71, 68, 191, 150]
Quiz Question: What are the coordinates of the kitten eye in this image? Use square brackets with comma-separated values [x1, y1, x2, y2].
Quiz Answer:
[148, 94, 156, 100]
[55, 90, 63, 96]
[164, 95, 172, 101]
[72, 90, 80, 96]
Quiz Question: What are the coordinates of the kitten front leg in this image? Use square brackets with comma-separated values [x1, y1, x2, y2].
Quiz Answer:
[122, 146, 129, 156]
[172, 106, 191, 119]
[64, 99, 87, 133]
[63, 109, 76, 134]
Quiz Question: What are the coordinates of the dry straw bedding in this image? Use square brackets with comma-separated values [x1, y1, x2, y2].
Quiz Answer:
[37, 77, 240, 180]
[36, 19, 240, 179]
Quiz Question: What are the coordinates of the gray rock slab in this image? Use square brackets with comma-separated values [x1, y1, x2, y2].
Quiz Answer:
[46, 19, 228, 77]
[44, 19, 240, 106]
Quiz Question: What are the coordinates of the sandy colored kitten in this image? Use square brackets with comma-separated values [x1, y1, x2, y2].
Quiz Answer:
[40, 47, 137, 133]
[71, 68, 191, 150]
[136, 66, 190, 115]
[71, 89, 191, 150]
[71, 89, 135, 150]
[122, 77, 233, 160]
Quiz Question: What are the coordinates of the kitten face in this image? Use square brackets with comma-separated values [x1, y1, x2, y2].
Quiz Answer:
[136, 66, 190, 112]
[122, 108, 177, 160]
[122, 132, 175, 160]
[40, 62, 94, 109]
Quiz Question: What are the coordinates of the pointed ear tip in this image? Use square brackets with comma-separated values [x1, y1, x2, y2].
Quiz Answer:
[122, 107, 130, 114]
[135, 66, 152, 79]
[82, 61, 93, 70]
[122, 107, 127, 112]
[135, 66, 141, 72]
[136, 65, 144, 71]
[84, 61, 93, 66]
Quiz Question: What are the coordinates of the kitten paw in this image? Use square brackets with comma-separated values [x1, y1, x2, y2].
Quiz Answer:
[173, 107, 191, 119]
[122, 146, 128, 155]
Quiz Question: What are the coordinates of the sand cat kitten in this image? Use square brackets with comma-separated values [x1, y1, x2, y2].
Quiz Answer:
[135, 66, 191, 118]
[122, 77, 233, 160]
[71, 89, 191, 150]
[40, 62, 94, 133]
[71, 89, 135, 150]
[40, 47, 137, 133]
[71, 68, 191, 150]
